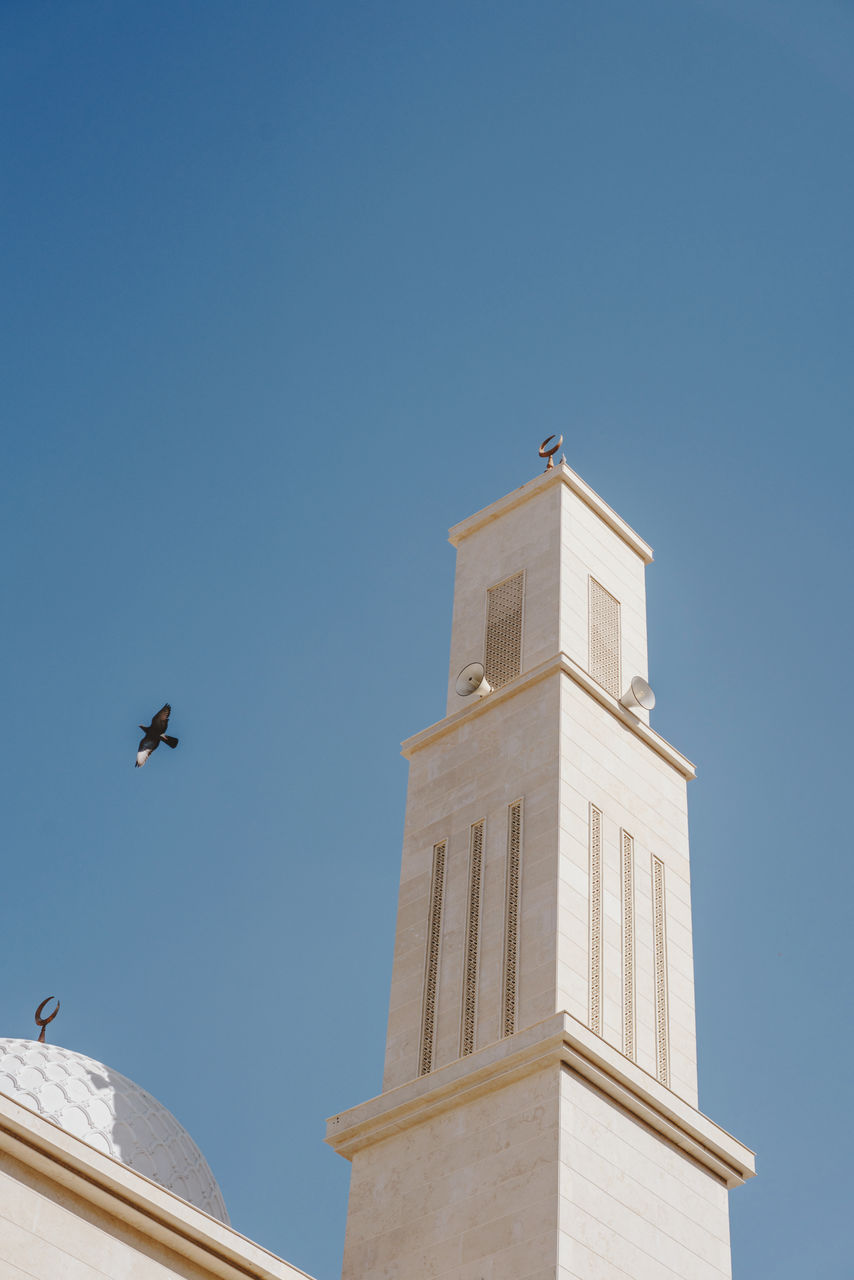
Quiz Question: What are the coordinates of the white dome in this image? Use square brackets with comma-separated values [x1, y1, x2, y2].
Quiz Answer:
[0, 1039, 228, 1223]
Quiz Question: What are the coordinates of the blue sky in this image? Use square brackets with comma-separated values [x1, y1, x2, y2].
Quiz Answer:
[1, 2, 852, 1276]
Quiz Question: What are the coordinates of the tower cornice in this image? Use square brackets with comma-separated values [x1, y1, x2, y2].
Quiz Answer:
[448, 463, 654, 565]
[326, 1011, 754, 1189]
[403, 651, 696, 779]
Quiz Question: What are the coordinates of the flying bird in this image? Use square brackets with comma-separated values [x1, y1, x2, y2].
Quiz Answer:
[135, 704, 179, 768]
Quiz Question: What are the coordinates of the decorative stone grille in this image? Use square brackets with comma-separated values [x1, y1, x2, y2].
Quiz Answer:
[589, 578, 621, 697]
[502, 800, 523, 1038]
[460, 820, 484, 1057]
[652, 855, 670, 1086]
[485, 572, 524, 689]
[419, 841, 446, 1077]
[589, 804, 603, 1035]
[621, 829, 635, 1061]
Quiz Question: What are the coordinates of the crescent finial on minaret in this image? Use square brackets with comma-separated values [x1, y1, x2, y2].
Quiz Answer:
[538, 434, 563, 471]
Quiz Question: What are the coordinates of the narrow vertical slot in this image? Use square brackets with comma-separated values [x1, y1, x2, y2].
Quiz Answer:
[589, 804, 603, 1034]
[621, 829, 635, 1061]
[502, 800, 523, 1038]
[652, 855, 670, 1086]
[460, 820, 484, 1056]
[419, 841, 446, 1077]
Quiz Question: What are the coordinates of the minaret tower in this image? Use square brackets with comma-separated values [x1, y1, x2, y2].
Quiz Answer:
[327, 457, 754, 1279]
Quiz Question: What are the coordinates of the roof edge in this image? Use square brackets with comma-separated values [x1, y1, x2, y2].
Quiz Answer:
[448, 463, 654, 564]
[0, 1089, 314, 1280]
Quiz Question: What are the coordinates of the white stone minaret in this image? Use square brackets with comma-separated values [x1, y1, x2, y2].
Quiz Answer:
[327, 461, 754, 1280]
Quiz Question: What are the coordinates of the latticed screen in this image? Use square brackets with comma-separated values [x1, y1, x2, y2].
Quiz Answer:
[502, 800, 523, 1038]
[652, 856, 670, 1086]
[589, 578, 621, 697]
[589, 804, 603, 1035]
[621, 830, 635, 1061]
[419, 841, 446, 1077]
[460, 820, 484, 1057]
[485, 572, 524, 689]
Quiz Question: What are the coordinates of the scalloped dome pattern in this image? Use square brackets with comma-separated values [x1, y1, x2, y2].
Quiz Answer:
[0, 1039, 228, 1223]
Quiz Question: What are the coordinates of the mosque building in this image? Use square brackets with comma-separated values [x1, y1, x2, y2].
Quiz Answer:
[0, 455, 754, 1278]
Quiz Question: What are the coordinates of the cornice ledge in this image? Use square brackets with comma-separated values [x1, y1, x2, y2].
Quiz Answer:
[325, 1013, 754, 1190]
[448, 464, 654, 564]
[401, 653, 695, 779]
[555, 1018, 755, 1189]
[0, 1090, 312, 1280]
[326, 1018, 561, 1163]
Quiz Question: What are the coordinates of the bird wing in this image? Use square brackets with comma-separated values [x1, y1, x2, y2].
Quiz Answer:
[150, 704, 171, 733]
[135, 745, 153, 768]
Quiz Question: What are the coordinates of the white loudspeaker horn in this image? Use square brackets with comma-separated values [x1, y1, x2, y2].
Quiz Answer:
[456, 661, 492, 699]
[619, 675, 656, 712]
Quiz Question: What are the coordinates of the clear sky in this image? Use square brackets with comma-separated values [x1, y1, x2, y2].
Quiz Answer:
[2, 2, 852, 1276]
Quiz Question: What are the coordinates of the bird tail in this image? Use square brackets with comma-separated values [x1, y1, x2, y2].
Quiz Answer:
[161, 735, 179, 749]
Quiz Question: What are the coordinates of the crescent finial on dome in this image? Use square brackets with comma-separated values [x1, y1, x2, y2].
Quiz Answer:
[34, 996, 60, 1043]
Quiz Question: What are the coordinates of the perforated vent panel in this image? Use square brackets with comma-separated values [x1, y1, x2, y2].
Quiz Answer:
[589, 578, 621, 697]
[652, 856, 670, 1086]
[419, 841, 446, 1077]
[621, 830, 635, 1061]
[461, 821, 484, 1057]
[485, 573, 524, 689]
[502, 800, 523, 1038]
[589, 804, 603, 1035]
